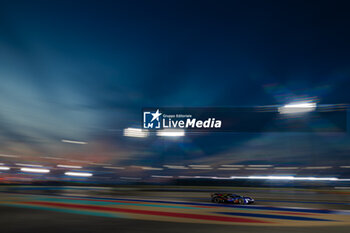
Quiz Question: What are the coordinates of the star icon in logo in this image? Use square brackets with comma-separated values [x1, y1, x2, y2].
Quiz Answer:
[151, 109, 162, 122]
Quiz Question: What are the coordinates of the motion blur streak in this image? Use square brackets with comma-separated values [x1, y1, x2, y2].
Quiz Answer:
[156, 129, 185, 137]
[18, 201, 271, 224]
[103, 166, 125, 170]
[1, 189, 349, 227]
[20, 168, 50, 173]
[61, 140, 88, 145]
[0, 1, 349, 233]
[142, 167, 164, 170]
[123, 128, 149, 138]
[228, 176, 341, 181]
[278, 102, 317, 114]
[15, 163, 43, 167]
[0, 154, 20, 158]
[57, 165, 83, 169]
[64, 172, 93, 177]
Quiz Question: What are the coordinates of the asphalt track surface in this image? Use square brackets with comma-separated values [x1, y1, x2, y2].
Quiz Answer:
[0, 186, 349, 233]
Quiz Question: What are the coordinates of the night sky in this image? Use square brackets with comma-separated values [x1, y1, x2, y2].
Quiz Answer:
[0, 1, 350, 173]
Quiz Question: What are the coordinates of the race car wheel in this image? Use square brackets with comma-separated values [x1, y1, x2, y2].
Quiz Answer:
[213, 197, 221, 203]
[238, 198, 245, 204]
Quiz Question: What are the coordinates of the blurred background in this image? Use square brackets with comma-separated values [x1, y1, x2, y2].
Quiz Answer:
[0, 1, 350, 232]
[0, 0, 349, 187]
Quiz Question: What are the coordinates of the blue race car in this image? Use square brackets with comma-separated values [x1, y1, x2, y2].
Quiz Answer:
[211, 193, 254, 204]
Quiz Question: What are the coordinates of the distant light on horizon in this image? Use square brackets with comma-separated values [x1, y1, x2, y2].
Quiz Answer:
[123, 128, 149, 138]
[65, 172, 93, 177]
[278, 102, 317, 114]
[61, 139, 88, 145]
[20, 168, 50, 173]
[156, 129, 185, 137]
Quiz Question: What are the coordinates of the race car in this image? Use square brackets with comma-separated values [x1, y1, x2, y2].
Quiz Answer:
[211, 193, 254, 204]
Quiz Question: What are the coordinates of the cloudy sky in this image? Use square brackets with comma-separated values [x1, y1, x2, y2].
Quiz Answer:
[0, 0, 349, 171]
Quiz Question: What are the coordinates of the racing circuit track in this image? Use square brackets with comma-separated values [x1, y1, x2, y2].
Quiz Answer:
[0, 186, 349, 233]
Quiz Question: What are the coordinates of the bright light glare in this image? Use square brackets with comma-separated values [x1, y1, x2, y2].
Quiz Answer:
[123, 128, 149, 138]
[278, 102, 317, 114]
[65, 172, 93, 177]
[293, 177, 338, 181]
[156, 129, 185, 137]
[57, 164, 83, 169]
[20, 168, 50, 173]
[0, 166, 10, 170]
